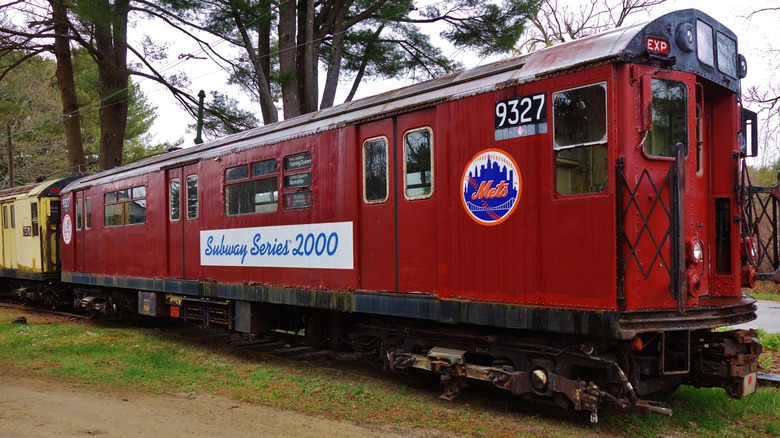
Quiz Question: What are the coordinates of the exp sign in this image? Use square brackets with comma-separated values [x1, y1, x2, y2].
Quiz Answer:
[646, 37, 670, 55]
[461, 149, 521, 226]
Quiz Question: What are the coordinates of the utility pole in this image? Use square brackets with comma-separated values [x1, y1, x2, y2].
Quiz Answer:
[5, 123, 13, 188]
[194, 90, 205, 145]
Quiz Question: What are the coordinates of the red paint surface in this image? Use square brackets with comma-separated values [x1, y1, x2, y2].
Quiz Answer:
[60, 63, 743, 313]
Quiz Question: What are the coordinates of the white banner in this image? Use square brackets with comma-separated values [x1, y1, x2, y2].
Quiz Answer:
[200, 221, 354, 269]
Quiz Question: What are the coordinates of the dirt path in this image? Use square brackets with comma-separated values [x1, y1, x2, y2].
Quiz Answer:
[0, 373, 445, 437]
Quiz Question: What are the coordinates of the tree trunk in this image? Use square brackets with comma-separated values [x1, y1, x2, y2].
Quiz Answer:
[93, 0, 129, 170]
[320, 19, 347, 109]
[257, 2, 272, 94]
[49, 0, 86, 174]
[298, 0, 318, 114]
[279, 0, 300, 119]
[229, 0, 277, 124]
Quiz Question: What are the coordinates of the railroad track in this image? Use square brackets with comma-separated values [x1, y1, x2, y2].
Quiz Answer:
[0, 299, 91, 320]
[3, 300, 780, 387]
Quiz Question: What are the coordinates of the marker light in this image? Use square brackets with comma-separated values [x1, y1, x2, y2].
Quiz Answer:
[676, 23, 695, 52]
[688, 273, 701, 296]
[688, 239, 704, 263]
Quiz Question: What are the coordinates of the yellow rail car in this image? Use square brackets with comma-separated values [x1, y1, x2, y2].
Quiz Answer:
[0, 177, 79, 285]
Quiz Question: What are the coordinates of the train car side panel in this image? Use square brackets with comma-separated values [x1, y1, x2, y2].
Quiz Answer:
[195, 129, 359, 291]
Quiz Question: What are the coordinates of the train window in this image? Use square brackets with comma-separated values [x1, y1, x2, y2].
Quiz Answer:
[363, 137, 389, 204]
[50, 201, 60, 224]
[553, 83, 608, 196]
[170, 178, 180, 221]
[31, 202, 39, 237]
[646, 79, 687, 158]
[697, 20, 714, 67]
[716, 31, 737, 78]
[10, 205, 15, 228]
[187, 175, 198, 220]
[126, 186, 147, 225]
[553, 83, 607, 148]
[76, 199, 82, 230]
[252, 159, 278, 177]
[403, 127, 433, 199]
[226, 178, 278, 215]
[103, 187, 146, 226]
[85, 197, 92, 229]
[2, 205, 6, 229]
[104, 203, 123, 227]
[225, 159, 278, 215]
[226, 165, 249, 181]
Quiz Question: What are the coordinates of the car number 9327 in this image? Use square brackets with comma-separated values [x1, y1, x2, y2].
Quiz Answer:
[494, 93, 546, 129]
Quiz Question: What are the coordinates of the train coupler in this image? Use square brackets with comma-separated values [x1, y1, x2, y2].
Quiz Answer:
[690, 328, 762, 398]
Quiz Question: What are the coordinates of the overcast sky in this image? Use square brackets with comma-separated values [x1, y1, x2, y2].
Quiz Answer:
[136, 1, 777, 146]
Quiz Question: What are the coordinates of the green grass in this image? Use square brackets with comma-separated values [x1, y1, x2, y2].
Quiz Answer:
[752, 293, 780, 301]
[749, 281, 780, 300]
[2, 308, 780, 437]
[760, 330, 780, 350]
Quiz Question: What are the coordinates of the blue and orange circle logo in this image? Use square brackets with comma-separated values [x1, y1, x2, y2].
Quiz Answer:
[461, 149, 522, 226]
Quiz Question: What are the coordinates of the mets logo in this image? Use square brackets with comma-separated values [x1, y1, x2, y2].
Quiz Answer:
[461, 149, 521, 226]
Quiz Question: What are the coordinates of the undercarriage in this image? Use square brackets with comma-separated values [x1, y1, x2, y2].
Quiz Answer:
[351, 320, 761, 422]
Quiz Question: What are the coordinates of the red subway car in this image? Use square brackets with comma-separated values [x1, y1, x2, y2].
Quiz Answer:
[59, 9, 761, 420]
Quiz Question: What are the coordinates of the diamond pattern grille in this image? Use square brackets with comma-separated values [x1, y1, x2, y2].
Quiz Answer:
[618, 165, 674, 281]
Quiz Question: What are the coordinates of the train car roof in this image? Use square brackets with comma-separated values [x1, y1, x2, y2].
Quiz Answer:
[0, 176, 82, 202]
[63, 8, 739, 192]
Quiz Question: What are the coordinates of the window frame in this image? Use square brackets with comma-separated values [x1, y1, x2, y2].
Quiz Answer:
[225, 159, 279, 216]
[552, 82, 609, 197]
[362, 136, 390, 204]
[169, 178, 181, 222]
[402, 127, 434, 201]
[187, 175, 199, 220]
[104, 185, 147, 227]
[552, 82, 608, 151]
[31, 202, 39, 237]
[76, 198, 83, 230]
[643, 77, 689, 160]
[85, 197, 92, 230]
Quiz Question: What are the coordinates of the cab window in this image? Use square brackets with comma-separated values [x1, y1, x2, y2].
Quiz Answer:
[645, 78, 688, 158]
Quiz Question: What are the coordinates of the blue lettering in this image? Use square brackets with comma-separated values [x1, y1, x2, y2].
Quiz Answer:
[249, 234, 292, 260]
[205, 234, 249, 264]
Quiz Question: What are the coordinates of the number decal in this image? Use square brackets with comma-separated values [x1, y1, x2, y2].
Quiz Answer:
[494, 93, 547, 130]
[292, 232, 340, 257]
[495, 102, 507, 128]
